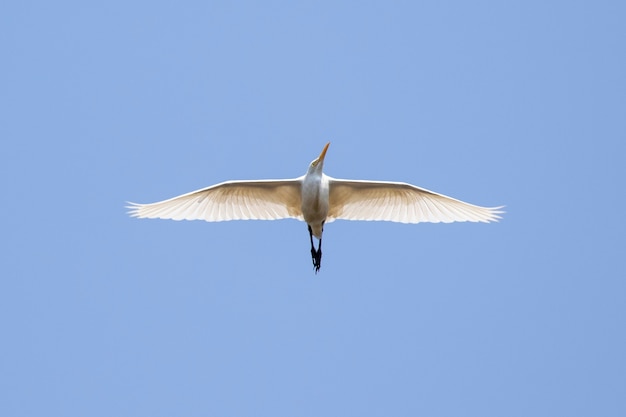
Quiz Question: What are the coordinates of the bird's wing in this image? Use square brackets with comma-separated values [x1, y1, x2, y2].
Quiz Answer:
[127, 179, 303, 221]
[327, 178, 503, 223]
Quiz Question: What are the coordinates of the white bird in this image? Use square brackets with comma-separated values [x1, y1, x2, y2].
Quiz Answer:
[128, 142, 503, 272]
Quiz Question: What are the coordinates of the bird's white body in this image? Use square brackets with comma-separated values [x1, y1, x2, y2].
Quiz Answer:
[128, 143, 503, 271]
[300, 171, 330, 239]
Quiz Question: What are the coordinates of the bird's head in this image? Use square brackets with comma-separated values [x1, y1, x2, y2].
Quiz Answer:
[308, 142, 330, 173]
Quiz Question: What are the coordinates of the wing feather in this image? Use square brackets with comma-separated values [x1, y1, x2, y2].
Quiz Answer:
[328, 178, 503, 224]
[127, 179, 303, 222]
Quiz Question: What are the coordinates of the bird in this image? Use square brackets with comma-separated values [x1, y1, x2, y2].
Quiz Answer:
[127, 142, 503, 272]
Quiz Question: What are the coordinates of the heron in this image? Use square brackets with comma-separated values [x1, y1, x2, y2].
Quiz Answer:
[128, 142, 503, 272]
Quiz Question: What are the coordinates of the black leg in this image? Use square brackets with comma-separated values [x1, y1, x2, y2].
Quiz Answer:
[308, 225, 322, 273]
[314, 237, 322, 274]
[308, 225, 319, 270]
[316, 221, 325, 273]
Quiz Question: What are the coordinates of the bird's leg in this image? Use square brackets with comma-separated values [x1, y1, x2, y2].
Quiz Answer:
[314, 237, 322, 274]
[308, 225, 323, 273]
[308, 225, 319, 270]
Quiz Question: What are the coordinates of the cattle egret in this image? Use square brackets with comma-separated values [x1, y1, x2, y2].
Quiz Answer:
[128, 142, 503, 272]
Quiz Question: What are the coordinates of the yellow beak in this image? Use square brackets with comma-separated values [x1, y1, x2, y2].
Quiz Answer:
[318, 142, 330, 163]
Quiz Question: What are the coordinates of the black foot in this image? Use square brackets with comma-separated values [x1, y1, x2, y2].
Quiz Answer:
[311, 248, 322, 273]
[310, 247, 318, 268]
[307, 224, 323, 273]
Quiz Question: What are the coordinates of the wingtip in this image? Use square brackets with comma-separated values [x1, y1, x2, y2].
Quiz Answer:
[125, 201, 142, 217]
[489, 205, 506, 222]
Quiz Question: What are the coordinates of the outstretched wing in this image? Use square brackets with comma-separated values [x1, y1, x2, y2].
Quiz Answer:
[328, 178, 503, 224]
[127, 179, 303, 222]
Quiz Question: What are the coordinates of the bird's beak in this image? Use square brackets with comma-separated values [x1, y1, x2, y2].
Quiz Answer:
[318, 142, 330, 163]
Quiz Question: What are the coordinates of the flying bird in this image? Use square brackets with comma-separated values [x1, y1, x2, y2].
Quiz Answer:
[128, 142, 503, 272]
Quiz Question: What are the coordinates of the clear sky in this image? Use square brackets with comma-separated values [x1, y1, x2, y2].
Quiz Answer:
[2, 1, 625, 416]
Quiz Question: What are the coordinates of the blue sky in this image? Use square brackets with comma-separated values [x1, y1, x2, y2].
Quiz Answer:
[2, 1, 625, 416]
